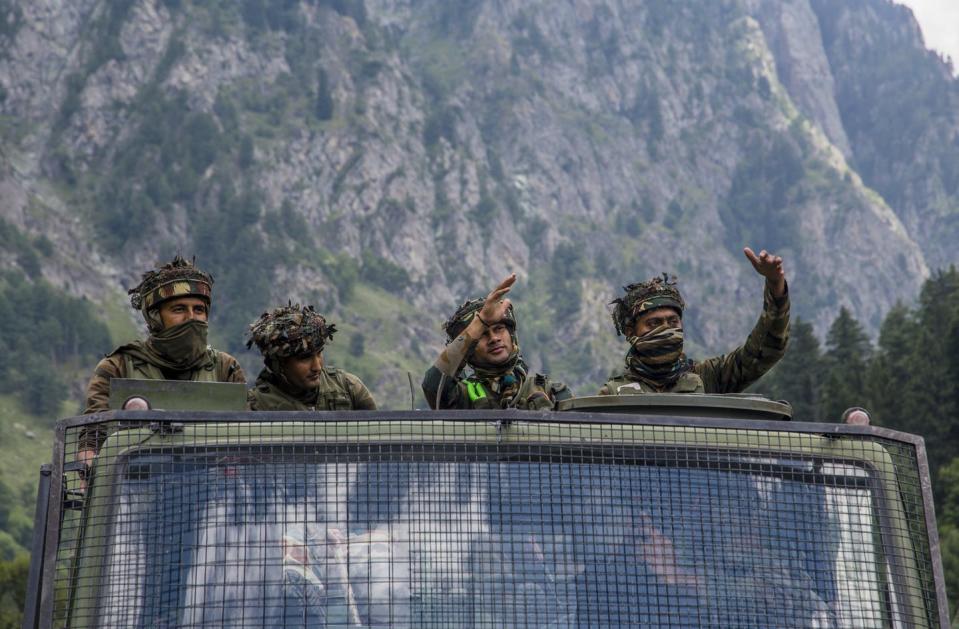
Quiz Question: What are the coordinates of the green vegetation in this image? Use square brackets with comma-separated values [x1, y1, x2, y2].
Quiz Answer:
[324, 284, 431, 408]
[626, 80, 664, 154]
[0, 273, 109, 416]
[721, 130, 804, 252]
[240, 0, 300, 32]
[360, 252, 410, 292]
[549, 242, 587, 322]
[0, 0, 22, 41]
[315, 68, 334, 121]
[0, 219, 48, 278]
[0, 390, 55, 627]
[0, 554, 28, 628]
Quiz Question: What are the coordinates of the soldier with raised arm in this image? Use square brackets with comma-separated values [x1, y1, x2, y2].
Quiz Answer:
[246, 303, 376, 411]
[80, 256, 246, 457]
[423, 274, 572, 410]
[601, 247, 789, 395]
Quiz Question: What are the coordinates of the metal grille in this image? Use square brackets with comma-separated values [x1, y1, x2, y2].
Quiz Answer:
[41, 411, 946, 628]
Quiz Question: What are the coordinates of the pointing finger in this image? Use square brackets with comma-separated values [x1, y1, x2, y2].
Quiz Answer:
[496, 273, 517, 290]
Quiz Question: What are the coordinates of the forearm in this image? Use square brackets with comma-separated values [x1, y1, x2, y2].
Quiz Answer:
[434, 321, 482, 377]
[754, 279, 790, 356]
[697, 280, 790, 393]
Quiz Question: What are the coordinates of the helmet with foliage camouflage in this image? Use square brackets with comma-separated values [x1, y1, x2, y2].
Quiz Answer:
[443, 298, 517, 343]
[247, 302, 337, 359]
[610, 273, 685, 336]
[129, 256, 214, 332]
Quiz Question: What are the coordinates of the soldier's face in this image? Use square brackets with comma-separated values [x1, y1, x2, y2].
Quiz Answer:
[629, 307, 682, 337]
[474, 323, 514, 365]
[281, 351, 324, 390]
[158, 297, 209, 328]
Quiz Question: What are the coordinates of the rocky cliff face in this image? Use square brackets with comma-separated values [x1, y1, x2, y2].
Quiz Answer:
[0, 0, 955, 406]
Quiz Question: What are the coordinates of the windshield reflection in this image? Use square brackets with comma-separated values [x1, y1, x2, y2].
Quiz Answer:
[97, 453, 883, 628]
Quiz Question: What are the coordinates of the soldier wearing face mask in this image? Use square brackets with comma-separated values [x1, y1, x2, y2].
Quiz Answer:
[79, 256, 245, 455]
[600, 248, 789, 395]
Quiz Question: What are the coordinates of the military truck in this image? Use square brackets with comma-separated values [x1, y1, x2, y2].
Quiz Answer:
[22, 385, 951, 627]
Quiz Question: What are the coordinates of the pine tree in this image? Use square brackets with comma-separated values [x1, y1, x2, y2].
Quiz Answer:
[750, 318, 823, 420]
[866, 302, 921, 431]
[909, 269, 959, 477]
[820, 307, 871, 421]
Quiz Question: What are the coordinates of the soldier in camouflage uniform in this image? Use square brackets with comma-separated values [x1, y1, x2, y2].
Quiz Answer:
[246, 303, 376, 411]
[600, 247, 789, 395]
[80, 256, 246, 454]
[423, 274, 572, 410]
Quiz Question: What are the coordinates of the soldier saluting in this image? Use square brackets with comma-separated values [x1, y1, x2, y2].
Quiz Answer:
[246, 303, 376, 411]
[601, 247, 789, 395]
[80, 256, 246, 454]
[423, 273, 572, 409]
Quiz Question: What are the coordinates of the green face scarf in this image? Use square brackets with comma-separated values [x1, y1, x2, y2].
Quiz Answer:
[141, 320, 212, 371]
[625, 325, 692, 389]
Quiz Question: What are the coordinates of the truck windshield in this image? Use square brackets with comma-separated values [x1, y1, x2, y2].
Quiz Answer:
[95, 448, 886, 628]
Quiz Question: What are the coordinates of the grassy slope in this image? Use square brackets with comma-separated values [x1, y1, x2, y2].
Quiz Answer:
[324, 284, 434, 410]
[0, 394, 63, 556]
[0, 291, 137, 555]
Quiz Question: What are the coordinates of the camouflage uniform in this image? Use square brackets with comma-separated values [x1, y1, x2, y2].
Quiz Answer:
[81, 256, 245, 450]
[423, 298, 572, 410]
[248, 368, 375, 411]
[246, 303, 376, 411]
[600, 274, 789, 395]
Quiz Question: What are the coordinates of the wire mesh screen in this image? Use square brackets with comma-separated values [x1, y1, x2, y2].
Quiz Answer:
[48, 415, 942, 628]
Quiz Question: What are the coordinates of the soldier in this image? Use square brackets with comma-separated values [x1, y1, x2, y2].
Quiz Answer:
[423, 273, 572, 409]
[601, 247, 789, 395]
[80, 256, 246, 455]
[246, 303, 376, 411]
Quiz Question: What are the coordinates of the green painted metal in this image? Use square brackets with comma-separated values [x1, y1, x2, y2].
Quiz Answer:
[557, 393, 793, 420]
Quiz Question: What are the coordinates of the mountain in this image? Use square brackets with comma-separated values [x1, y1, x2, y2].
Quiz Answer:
[0, 0, 957, 411]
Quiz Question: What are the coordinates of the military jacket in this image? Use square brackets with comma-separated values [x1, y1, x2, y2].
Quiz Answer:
[602, 371, 705, 395]
[423, 365, 572, 410]
[80, 346, 245, 450]
[599, 282, 790, 395]
[248, 367, 377, 411]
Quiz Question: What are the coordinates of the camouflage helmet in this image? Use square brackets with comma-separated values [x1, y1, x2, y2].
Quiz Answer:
[247, 302, 337, 359]
[129, 256, 213, 331]
[443, 298, 517, 343]
[610, 273, 685, 336]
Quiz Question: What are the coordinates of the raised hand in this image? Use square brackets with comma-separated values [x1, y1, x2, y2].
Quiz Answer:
[743, 247, 786, 297]
[478, 273, 516, 325]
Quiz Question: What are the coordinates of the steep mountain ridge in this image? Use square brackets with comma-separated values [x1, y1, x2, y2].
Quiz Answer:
[0, 0, 956, 405]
